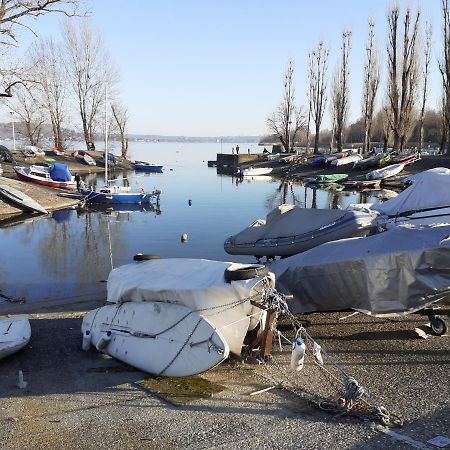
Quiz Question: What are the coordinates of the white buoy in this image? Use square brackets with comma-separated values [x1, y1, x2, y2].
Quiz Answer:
[181, 233, 188, 242]
[17, 370, 27, 389]
[290, 337, 306, 371]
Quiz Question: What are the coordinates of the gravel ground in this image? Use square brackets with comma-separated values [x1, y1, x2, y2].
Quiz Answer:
[0, 308, 448, 450]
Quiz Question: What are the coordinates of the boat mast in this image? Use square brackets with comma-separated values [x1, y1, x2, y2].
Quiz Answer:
[104, 85, 108, 185]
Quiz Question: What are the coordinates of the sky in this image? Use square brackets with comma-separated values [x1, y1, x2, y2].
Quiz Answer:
[1, 0, 445, 136]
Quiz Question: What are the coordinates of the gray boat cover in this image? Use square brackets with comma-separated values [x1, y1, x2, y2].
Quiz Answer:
[269, 225, 450, 316]
[229, 205, 352, 244]
[372, 171, 450, 216]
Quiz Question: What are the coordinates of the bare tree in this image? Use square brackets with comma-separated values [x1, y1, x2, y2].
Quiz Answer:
[267, 58, 305, 153]
[308, 41, 329, 154]
[386, 4, 421, 151]
[440, 0, 450, 154]
[30, 38, 68, 148]
[362, 19, 380, 153]
[64, 20, 117, 150]
[7, 81, 45, 145]
[111, 101, 129, 158]
[0, 0, 83, 97]
[331, 30, 351, 152]
[417, 24, 432, 150]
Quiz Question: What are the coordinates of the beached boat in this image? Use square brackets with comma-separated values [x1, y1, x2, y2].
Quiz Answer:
[0, 184, 48, 214]
[331, 154, 363, 166]
[239, 166, 273, 176]
[353, 153, 387, 170]
[134, 161, 163, 172]
[304, 173, 348, 184]
[52, 147, 64, 156]
[366, 163, 405, 180]
[342, 179, 381, 189]
[73, 150, 96, 166]
[269, 225, 450, 318]
[224, 204, 378, 258]
[0, 316, 31, 360]
[13, 163, 76, 190]
[21, 145, 45, 157]
[82, 259, 274, 375]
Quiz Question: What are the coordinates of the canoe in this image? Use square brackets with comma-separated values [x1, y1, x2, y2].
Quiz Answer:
[305, 173, 348, 184]
[0, 317, 31, 360]
[366, 163, 405, 180]
[82, 302, 230, 377]
[0, 184, 48, 214]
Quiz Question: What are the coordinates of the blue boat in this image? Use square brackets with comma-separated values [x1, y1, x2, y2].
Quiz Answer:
[134, 161, 163, 172]
[81, 186, 160, 204]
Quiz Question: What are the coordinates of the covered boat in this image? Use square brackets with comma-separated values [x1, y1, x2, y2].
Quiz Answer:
[270, 225, 450, 316]
[82, 258, 275, 375]
[224, 204, 378, 258]
[13, 163, 76, 190]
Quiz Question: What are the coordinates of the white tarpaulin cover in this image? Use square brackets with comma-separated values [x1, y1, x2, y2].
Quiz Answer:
[372, 170, 450, 216]
[269, 225, 450, 316]
[107, 258, 274, 355]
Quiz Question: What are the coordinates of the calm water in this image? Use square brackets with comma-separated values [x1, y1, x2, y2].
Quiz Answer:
[0, 142, 389, 306]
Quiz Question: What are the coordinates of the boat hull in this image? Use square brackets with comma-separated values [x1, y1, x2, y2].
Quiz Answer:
[134, 164, 163, 172]
[0, 184, 48, 214]
[0, 317, 31, 360]
[81, 302, 229, 377]
[81, 190, 157, 204]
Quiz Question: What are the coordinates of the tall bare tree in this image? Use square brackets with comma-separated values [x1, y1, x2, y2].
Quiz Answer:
[7, 81, 45, 145]
[267, 58, 305, 153]
[331, 30, 351, 152]
[418, 24, 432, 150]
[308, 41, 329, 154]
[0, 0, 82, 97]
[362, 19, 380, 153]
[386, 5, 421, 151]
[64, 20, 117, 149]
[111, 101, 129, 158]
[30, 38, 67, 148]
[440, 0, 450, 154]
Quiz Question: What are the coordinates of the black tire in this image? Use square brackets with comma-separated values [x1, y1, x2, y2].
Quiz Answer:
[224, 264, 269, 282]
[430, 317, 447, 336]
[133, 254, 161, 262]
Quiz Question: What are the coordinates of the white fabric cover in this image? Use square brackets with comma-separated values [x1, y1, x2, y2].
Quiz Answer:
[269, 225, 450, 316]
[107, 258, 274, 355]
[405, 167, 450, 183]
[372, 170, 450, 216]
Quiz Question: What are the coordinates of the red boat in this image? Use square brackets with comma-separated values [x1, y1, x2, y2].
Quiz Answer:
[14, 164, 76, 190]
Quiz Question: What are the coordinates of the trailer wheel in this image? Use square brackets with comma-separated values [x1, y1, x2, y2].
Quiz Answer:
[133, 254, 161, 262]
[430, 317, 447, 336]
[224, 264, 268, 282]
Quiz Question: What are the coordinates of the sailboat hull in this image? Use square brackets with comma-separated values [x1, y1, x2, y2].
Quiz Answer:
[81, 189, 157, 204]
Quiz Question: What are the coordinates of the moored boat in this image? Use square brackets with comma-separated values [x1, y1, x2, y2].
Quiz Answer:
[239, 166, 273, 176]
[13, 163, 76, 190]
[0, 184, 48, 214]
[134, 161, 164, 172]
[0, 316, 31, 360]
[81, 185, 161, 204]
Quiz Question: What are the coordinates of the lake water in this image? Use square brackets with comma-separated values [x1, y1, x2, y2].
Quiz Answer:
[0, 142, 389, 306]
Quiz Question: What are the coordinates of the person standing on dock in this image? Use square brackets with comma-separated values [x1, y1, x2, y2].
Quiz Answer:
[236, 145, 239, 155]
[74, 172, 81, 192]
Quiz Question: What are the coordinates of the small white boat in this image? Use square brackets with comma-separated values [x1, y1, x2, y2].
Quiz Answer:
[331, 154, 362, 166]
[82, 302, 230, 377]
[73, 151, 96, 166]
[239, 166, 273, 176]
[82, 258, 274, 375]
[0, 184, 48, 214]
[366, 163, 405, 180]
[0, 317, 31, 360]
[22, 145, 45, 157]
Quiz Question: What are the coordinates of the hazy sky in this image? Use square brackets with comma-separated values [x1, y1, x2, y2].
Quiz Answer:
[2, 0, 445, 136]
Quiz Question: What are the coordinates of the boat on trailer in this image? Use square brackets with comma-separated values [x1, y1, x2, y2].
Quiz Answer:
[13, 163, 76, 190]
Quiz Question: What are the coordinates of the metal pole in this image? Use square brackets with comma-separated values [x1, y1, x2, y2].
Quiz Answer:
[10, 112, 16, 151]
[104, 86, 108, 185]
